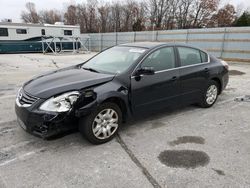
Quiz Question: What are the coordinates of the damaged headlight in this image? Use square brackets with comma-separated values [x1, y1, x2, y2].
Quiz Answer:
[39, 91, 80, 112]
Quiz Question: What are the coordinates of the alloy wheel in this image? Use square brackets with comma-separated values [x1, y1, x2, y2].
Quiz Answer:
[206, 85, 218, 105]
[92, 108, 119, 140]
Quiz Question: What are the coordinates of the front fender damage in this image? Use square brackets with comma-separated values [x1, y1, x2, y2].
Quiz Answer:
[74, 83, 131, 120]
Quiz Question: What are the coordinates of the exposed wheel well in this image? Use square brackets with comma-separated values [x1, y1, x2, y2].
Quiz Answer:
[102, 97, 127, 121]
[211, 78, 222, 94]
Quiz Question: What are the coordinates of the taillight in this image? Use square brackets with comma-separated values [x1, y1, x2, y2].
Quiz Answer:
[221, 60, 229, 70]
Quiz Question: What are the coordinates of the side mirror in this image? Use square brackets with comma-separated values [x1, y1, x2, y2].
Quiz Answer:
[135, 67, 155, 76]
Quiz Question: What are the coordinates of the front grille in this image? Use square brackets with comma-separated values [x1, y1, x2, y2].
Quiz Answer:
[18, 89, 39, 107]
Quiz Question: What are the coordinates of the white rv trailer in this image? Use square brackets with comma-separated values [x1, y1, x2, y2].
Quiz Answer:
[0, 22, 81, 53]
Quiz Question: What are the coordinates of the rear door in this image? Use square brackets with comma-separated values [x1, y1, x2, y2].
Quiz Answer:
[131, 46, 181, 113]
[176, 46, 210, 104]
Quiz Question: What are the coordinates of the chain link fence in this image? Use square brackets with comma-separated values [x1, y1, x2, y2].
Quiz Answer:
[82, 27, 250, 63]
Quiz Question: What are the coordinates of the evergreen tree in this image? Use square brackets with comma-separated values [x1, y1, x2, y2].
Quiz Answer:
[235, 11, 250, 26]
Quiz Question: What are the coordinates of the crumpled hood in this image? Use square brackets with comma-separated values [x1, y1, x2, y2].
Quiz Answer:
[23, 66, 114, 99]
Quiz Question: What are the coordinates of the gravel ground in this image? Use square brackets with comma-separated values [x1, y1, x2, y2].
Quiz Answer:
[0, 53, 249, 188]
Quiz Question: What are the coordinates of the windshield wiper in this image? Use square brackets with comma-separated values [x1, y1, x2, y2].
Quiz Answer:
[82, 67, 99, 73]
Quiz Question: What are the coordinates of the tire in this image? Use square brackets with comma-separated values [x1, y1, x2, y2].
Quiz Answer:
[55, 46, 61, 53]
[79, 102, 122, 144]
[199, 80, 219, 108]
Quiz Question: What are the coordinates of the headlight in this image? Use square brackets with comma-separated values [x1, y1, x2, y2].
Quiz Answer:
[39, 91, 80, 112]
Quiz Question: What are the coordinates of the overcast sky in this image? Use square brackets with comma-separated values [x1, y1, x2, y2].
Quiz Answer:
[0, 0, 249, 23]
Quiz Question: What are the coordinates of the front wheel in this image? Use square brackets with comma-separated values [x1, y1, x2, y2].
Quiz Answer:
[199, 80, 219, 108]
[79, 102, 122, 144]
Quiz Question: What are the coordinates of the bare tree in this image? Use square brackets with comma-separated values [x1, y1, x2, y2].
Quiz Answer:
[175, 0, 193, 29]
[98, 3, 110, 32]
[148, 0, 171, 29]
[64, 5, 78, 25]
[132, 2, 147, 31]
[39, 10, 62, 24]
[21, 2, 40, 23]
[216, 4, 236, 27]
[191, 0, 220, 28]
[110, 2, 122, 32]
[121, 0, 136, 31]
[87, 0, 98, 33]
[163, 0, 179, 29]
[19, 0, 238, 32]
[77, 3, 89, 33]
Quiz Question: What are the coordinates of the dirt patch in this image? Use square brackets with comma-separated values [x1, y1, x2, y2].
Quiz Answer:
[0, 120, 17, 136]
[235, 95, 250, 102]
[229, 70, 245, 76]
[158, 150, 210, 169]
[0, 151, 11, 162]
[0, 120, 17, 127]
[169, 136, 205, 146]
[149, 121, 166, 130]
[0, 88, 14, 92]
[125, 131, 137, 138]
[225, 87, 236, 92]
[212, 168, 225, 176]
[0, 127, 15, 136]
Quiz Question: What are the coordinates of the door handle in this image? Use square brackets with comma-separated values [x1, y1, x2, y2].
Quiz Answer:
[204, 68, 209, 73]
[170, 76, 177, 81]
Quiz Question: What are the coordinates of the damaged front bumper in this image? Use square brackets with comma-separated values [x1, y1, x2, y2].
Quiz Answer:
[15, 90, 98, 138]
[15, 102, 77, 138]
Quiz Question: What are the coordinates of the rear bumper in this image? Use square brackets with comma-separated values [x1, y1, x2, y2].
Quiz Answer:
[15, 103, 76, 138]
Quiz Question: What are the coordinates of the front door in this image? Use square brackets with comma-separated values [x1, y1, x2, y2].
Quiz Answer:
[131, 46, 181, 113]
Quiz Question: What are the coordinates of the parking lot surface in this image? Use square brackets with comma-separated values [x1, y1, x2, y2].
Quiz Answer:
[0, 53, 250, 188]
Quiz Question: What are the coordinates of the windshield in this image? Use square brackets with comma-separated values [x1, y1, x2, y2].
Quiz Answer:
[82, 46, 146, 74]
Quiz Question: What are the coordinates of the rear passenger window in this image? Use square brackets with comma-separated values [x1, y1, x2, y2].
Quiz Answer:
[178, 47, 202, 66]
[200, 51, 208, 62]
[141, 47, 175, 71]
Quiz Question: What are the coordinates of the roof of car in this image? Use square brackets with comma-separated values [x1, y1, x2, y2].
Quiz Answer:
[119, 42, 192, 49]
[119, 42, 207, 53]
[119, 42, 166, 49]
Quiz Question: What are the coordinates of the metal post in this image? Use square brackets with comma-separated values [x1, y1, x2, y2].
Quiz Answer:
[156, 31, 158, 41]
[152, 24, 155, 41]
[60, 38, 63, 53]
[72, 37, 76, 53]
[53, 37, 57, 54]
[75, 38, 77, 52]
[42, 36, 45, 54]
[221, 28, 227, 58]
[134, 32, 136, 42]
[100, 33, 103, 52]
[89, 37, 91, 52]
[186, 29, 189, 44]
[99, 33, 101, 52]
[75, 38, 78, 53]
[115, 32, 118, 45]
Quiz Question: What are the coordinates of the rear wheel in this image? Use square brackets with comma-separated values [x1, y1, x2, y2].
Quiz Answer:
[55, 46, 61, 53]
[199, 80, 219, 108]
[79, 102, 122, 144]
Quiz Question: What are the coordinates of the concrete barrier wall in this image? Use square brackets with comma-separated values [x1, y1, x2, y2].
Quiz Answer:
[81, 27, 250, 62]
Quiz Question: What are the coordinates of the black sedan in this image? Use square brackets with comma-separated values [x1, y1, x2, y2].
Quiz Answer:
[15, 42, 229, 144]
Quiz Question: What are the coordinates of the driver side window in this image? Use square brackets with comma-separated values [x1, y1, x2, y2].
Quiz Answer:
[141, 47, 175, 72]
